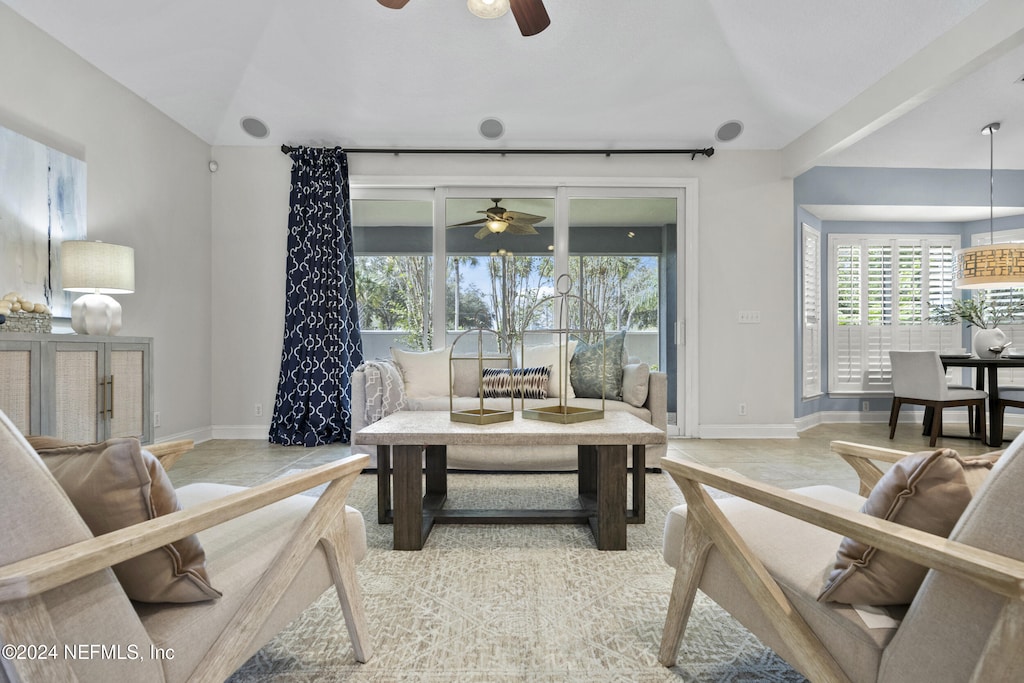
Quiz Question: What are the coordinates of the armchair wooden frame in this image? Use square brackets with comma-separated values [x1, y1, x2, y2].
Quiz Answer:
[0, 445, 372, 683]
[658, 441, 1024, 683]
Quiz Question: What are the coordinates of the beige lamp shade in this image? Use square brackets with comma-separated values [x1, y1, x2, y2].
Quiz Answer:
[61, 240, 135, 293]
[954, 243, 1024, 289]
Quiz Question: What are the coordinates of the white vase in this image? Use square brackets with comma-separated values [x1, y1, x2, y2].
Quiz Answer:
[973, 327, 1009, 358]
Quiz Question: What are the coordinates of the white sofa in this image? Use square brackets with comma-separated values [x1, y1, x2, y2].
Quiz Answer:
[350, 347, 668, 471]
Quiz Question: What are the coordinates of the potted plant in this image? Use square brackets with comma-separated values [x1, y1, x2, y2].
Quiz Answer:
[930, 292, 1024, 357]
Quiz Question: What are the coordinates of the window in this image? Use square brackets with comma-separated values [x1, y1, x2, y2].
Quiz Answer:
[801, 224, 822, 399]
[828, 235, 959, 393]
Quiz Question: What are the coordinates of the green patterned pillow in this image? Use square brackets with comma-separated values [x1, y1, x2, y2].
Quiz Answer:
[570, 331, 626, 399]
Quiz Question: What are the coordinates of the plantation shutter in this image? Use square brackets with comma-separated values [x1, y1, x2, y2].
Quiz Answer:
[802, 225, 822, 399]
[829, 235, 958, 393]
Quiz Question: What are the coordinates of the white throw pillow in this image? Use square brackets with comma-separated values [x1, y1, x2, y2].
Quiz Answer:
[523, 341, 578, 399]
[391, 347, 450, 398]
[621, 363, 650, 407]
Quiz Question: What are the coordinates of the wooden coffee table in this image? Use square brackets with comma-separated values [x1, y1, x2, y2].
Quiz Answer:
[353, 411, 666, 550]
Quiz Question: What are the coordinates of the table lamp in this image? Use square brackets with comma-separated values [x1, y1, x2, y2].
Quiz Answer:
[61, 240, 135, 336]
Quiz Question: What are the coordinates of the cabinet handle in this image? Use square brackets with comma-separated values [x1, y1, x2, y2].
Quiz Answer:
[108, 375, 115, 419]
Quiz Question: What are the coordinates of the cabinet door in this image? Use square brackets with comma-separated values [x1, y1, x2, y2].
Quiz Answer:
[108, 345, 148, 440]
[53, 343, 103, 443]
[0, 341, 41, 435]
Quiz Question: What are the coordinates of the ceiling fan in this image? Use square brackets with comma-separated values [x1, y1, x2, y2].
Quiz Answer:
[376, 0, 551, 37]
[447, 199, 546, 239]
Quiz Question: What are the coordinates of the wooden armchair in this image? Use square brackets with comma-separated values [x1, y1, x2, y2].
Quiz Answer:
[0, 411, 372, 682]
[658, 439, 1024, 682]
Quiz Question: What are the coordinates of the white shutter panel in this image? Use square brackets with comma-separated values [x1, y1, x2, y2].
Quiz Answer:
[802, 225, 822, 399]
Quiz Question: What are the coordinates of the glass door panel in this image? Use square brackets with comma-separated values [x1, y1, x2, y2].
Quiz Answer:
[351, 197, 434, 355]
[568, 196, 677, 413]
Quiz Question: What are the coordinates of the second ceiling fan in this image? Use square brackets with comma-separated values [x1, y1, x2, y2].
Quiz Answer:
[447, 199, 546, 239]
[377, 0, 551, 37]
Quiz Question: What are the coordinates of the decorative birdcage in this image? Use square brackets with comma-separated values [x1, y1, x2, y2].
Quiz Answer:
[520, 274, 605, 423]
[449, 327, 515, 424]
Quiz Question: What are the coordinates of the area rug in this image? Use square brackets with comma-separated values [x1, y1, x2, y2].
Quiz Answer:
[227, 470, 807, 682]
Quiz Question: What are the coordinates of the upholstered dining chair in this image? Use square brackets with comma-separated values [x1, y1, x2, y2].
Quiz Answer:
[995, 387, 1024, 445]
[888, 350, 987, 447]
[659, 438, 1024, 682]
[0, 410, 372, 682]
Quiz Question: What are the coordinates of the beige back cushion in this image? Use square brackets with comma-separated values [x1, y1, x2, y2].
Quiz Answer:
[819, 448, 973, 605]
[879, 437, 1024, 682]
[0, 412, 162, 682]
[34, 437, 221, 603]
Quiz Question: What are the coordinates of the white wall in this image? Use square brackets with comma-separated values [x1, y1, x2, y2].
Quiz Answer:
[210, 148, 796, 437]
[0, 5, 213, 441]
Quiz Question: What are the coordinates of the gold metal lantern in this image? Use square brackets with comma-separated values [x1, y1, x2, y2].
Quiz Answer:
[520, 274, 605, 423]
[449, 327, 515, 424]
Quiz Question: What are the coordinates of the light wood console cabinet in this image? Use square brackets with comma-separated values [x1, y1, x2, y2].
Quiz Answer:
[0, 333, 152, 444]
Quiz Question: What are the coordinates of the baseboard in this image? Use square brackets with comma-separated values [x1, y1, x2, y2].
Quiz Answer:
[795, 410, 891, 432]
[211, 425, 269, 440]
[698, 424, 799, 439]
[154, 425, 214, 445]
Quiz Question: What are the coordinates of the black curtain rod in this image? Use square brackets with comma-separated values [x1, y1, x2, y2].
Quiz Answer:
[280, 145, 714, 160]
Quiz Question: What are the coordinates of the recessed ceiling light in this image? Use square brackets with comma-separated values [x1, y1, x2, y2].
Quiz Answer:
[479, 117, 505, 140]
[715, 120, 744, 143]
[240, 116, 270, 139]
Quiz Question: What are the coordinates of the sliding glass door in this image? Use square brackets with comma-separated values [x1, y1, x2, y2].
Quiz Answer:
[351, 183, 690, 434]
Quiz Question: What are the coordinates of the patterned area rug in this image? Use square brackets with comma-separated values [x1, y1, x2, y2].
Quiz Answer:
[227, 470, 807, 682]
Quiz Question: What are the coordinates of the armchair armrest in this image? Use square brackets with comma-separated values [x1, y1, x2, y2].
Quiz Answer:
[146, 439, 195, 471]
[0, 454, 369, 602]
[660, 455, 1024, 601]
[831, 440, 912, 496]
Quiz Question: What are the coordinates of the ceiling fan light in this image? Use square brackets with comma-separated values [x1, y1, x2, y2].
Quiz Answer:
[468, 0, 509, 19]
[487, 219, 509, 233]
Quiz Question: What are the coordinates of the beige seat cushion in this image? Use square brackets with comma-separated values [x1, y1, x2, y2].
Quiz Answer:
[663, 484, 896, 683]
[137, 483, 366, 682]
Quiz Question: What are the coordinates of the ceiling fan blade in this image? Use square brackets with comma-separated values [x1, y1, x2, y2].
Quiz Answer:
[475, 226, 493, 239]
[507, 223, 540, 235]
[504, 210, 545, 223]
[377, 0, 410, 8]
[509, 0, 550, 36]
[447, 218, 488, 228]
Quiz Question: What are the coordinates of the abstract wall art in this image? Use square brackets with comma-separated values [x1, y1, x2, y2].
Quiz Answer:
[0, 124, 87, 318]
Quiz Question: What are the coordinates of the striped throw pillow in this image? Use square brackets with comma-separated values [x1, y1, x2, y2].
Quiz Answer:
[479, 366, 551, 399]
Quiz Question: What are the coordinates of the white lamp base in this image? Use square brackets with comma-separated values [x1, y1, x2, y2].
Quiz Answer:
[71, 293, 123, 336]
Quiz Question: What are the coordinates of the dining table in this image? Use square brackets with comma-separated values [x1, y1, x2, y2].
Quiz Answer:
[938, 354, 1024, 447]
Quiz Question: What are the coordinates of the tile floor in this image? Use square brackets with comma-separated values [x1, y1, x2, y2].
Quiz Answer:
[166, 420, 1008, 490]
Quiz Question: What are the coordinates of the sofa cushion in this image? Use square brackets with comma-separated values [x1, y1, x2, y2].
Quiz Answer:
[571, 331, 627, 399]
[480, 366, 550, 399]
[391, 346, 450, 398]
[621, 363, 650, 407]
[523, 341, 578, 398]
[35, 438, 222, 603]
[819, 448, 973, 606]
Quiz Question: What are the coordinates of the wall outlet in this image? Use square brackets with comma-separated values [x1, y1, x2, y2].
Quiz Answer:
[153, 411, 161, 428]
[738, 402, 747, 416]
[862, 401, 870, 412]
[255, 403, 263, 417]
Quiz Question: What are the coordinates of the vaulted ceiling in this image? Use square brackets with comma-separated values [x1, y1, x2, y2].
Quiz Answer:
[4, 0, 1024, 175]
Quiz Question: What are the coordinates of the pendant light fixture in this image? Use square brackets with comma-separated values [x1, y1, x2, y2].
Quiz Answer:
[954, 122, 1024, 289]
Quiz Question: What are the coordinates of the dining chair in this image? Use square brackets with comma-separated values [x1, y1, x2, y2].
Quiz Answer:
[996, 388, 1024, 445]
[888, 350, 987, 447]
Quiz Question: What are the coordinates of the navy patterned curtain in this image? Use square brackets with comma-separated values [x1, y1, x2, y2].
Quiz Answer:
[269, 147, 363, 446]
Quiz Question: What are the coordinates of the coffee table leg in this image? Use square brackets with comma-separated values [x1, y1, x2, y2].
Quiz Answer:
[632, 445, 646, 524]
[578, 444, 597, 498]
[594, 444, 627, 550]
[425, 445, 447, 499]
[377, 445, 392, 524]
[393, 445, 425, 550]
